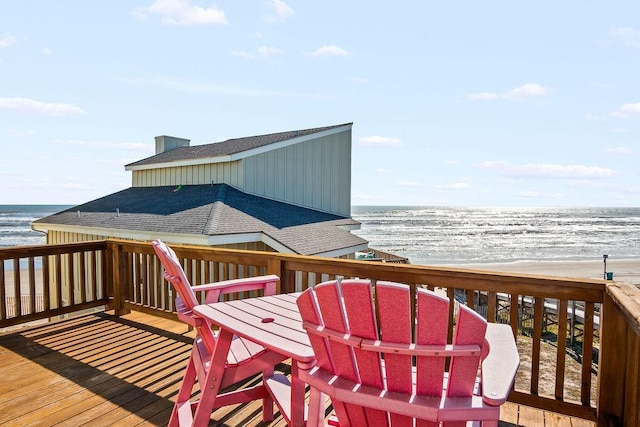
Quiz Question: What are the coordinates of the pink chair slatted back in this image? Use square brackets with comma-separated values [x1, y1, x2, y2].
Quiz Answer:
[152, 240, 199, 309]
[299, 280, 491, 426]
[296, 282, 335, 373]
[448, 303, 487, 397]
[375, 281, 416, 426]
[376, 281, 413, 394]
[340, 280, 382, 388]
[416, 287, 450, 396]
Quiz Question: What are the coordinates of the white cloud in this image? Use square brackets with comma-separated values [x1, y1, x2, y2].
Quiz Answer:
[434, 182, 470, 190]
[0, 97, 87, 116]
[444, 159, 458, 165]
[119, 74, 326, 98]
[232, 46, 283, 60]
[134, 0, 227, 26]
[586, 113, 606, 121]
[611, 102, 640, 118]
[359, 135, 403, 147]
[42, 47, 51, 55]
[5, 128, 36, 137]
[397, 180, 422, 188]
[257, 46, 282, 57]
[478, 160, 509, 168]
[503, 83, 554, 101]
[467, 83, 553, 102]
[517, 190, 562, 199]
[308, 45, 348, 57]
[610, 27, 640, 48]
[605, 146, 633, 155]
[263, 0, 295, 24]
[354, 193, 381, 201]
[0, 33, 17, 48]
[480, 160, 615, 179]
[467, 92, 499, 101]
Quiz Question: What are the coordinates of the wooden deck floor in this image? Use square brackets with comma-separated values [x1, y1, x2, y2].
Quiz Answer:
[0, 310, 595, 427]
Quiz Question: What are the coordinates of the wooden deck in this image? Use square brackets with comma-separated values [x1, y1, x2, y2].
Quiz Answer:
[0, 310, 595, 427]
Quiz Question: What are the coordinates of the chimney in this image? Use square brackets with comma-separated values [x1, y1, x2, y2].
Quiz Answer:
[155, 135, 190, 154]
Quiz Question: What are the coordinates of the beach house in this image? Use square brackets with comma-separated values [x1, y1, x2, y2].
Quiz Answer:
[31, 123, 374, 259]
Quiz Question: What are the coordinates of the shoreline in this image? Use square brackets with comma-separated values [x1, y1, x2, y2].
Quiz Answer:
[432, 258, 640, 285]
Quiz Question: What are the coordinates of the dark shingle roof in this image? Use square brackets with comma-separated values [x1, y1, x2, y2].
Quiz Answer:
[33, 184, 366, 255]
[127, 123, 352, 168]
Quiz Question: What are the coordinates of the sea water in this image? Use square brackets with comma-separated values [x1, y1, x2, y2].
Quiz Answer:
[2, 205, 640, 266]
[351, 206, 640, 265]
[0, 205, 72, 248]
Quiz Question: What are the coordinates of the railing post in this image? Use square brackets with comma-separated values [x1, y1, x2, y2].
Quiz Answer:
[597, 286, 628, 426]
[110, 241, 131, 316]
[267, 256, 283, 294]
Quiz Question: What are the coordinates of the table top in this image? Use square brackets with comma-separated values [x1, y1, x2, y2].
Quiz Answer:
[193, 292, 315, 362]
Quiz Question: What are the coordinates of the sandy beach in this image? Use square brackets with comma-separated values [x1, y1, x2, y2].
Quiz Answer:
[435, 258, 640, 286]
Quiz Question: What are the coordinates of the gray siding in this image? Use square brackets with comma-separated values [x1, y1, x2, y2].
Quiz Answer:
[242, 130, 351, 216]
[131, 162, 244, 188]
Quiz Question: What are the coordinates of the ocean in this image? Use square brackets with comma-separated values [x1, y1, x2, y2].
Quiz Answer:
[2, 205, 640, 266]
[0, 205, 72, 248]
[351, 206, 640, 265]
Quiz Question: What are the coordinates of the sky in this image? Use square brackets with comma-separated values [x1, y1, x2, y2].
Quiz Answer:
[1, 1, 639, 207]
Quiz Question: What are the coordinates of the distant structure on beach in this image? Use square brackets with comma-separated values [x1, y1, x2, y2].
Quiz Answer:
[32, 123, 406, 261]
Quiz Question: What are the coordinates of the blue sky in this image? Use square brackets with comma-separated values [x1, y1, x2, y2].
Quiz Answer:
[1, 1, 639, 207]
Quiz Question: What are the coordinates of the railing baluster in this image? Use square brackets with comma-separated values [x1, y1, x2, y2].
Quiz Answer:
[555, 299, 568, 401]
[90, 250, 98, 301]
[466, 289, 475, 310]
[55, 254, 63, 308]
[0, 261, 5, 319]
[67, 251, 75, 305]
[13, 259, 21, 316]
[79, 252, 87, 304]
[28, 257, 36, 314]
[487, 291, 497, 323]
[531, 296, 544, 395]
[509, 293, 519, 336]
[581, 301, 595, 406]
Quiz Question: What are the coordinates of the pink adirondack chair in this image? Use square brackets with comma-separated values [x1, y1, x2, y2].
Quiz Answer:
[152, 239, 288, 427]
[297, 279, 519, 427]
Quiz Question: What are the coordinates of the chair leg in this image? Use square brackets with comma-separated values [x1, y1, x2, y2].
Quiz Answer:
[192, 330, 234, 426]
[307, 387, 326, 427]
[169, 355, 198, 427]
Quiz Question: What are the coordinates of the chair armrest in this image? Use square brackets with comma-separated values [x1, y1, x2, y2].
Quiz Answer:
[190, 274, 280, 303]
[481, 323, 519, 406]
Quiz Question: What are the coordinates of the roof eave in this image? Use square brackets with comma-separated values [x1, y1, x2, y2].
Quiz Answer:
[125, 123, 353, 171]
[125, 155, 234, 171]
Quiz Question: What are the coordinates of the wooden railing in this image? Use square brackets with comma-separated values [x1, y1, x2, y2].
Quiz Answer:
[1, 239, 639, 426]
[0, 241, 108, 328]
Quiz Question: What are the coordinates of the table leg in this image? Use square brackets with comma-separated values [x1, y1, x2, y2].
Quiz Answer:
[290, 360, 306, 427]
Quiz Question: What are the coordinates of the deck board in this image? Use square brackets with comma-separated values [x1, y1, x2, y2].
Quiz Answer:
[0, 310, 595, 426]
